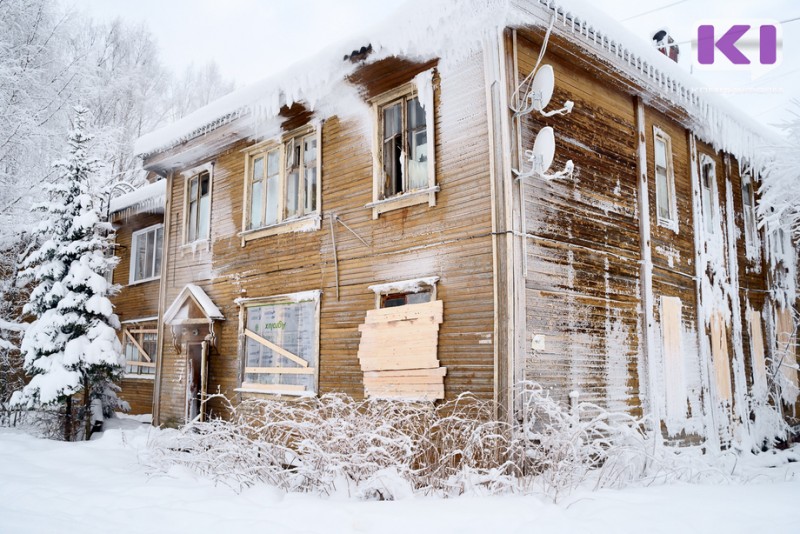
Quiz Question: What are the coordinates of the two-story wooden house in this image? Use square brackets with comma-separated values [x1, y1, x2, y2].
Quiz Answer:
[111, 0, 798, 448]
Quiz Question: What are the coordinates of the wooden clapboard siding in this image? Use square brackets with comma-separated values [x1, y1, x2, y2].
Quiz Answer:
[119, 378, 154, 415]
[110, 212, 163, 414]
[110, 212, 162, 322]
[150, 51, 496, 425]
[516, 30, 641, 414]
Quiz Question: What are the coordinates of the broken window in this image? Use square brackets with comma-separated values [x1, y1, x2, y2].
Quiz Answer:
[381, 289, 432, 308]
[123, 323, 158, 377]
[246, 129, 320, 233]
[653, 128, 677, 230]
[380, 94, 428, 197]
[186, 171, 211, 243]
[240, 292, 320, 395]
[130, 224, 163, 283]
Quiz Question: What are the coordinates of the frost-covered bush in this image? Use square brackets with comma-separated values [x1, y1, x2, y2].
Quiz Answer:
[145, 384, 674, 500]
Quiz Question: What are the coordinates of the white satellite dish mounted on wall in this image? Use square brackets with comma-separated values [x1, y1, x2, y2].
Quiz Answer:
[513, 65, 574, 118]
[513, 126, 574, 181]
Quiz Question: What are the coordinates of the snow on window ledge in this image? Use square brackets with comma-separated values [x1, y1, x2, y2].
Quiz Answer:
[235, 387, 317, 398]
[239, 214, 321, 244]
[366, 185, 439, 218]
[126, 275, 161, 288]
[123, 373, 155, 381]
[657, 216, 679, 234]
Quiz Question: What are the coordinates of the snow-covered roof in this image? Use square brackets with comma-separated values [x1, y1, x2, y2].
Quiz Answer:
[109, 180, 166, 217]
[134, 0, 783, 172]
[163, 284, 225, 325]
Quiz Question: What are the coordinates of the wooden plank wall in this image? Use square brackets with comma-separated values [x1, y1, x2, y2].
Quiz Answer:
[152, 51, 497, 426]
[110, 211, 162, 415]
[515, 32, 641, 414]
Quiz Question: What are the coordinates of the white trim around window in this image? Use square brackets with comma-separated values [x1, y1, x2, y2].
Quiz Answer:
[181, 162, 214, 248]
[240, 124, 322, 245]
[128, 224, 164, 285]
[368, 70, 437, 219]
[653, 126, 678, 233]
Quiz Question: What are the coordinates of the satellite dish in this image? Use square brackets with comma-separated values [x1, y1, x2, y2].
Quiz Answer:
[532, 126, 556, 174]
[530, 64, 555, 111]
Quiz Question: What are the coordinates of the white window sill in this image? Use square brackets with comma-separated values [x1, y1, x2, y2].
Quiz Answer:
[235, 386, 316, 398]
[123, 373, 155, 381]
[656, 217, 679, 234]
[367, 186, 439, 219]
[239, 214, 321, 245]
[126, 276, 161, 287]
[179, 239, 210, 255]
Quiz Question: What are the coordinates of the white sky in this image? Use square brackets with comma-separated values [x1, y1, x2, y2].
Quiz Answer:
[73, 0, 799, 135]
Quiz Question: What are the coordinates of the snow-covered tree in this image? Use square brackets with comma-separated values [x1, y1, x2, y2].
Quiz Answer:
[12, 107, 123, 440]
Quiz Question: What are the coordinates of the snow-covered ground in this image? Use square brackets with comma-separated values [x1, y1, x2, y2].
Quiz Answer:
[1, 416, 799, 534]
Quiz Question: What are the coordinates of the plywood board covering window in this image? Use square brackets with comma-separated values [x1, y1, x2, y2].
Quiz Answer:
[748, 308, 768, 396]
[123, 323, 157, 377]
[357, 300, 445, 400]
[775, 308, 798, 393]
[660, 296, 686, 422]
[653, 127, 677, 231]
[710, 313, 733, 403]
[240, 292, 320, 395]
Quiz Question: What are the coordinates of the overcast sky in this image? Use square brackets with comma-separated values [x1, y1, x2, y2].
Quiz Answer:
[73, 0, 799, 135]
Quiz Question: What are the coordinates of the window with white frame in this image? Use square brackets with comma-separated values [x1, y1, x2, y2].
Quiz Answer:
[186, 171, 211, 243]
[741, 168, 759, 252]
[240, 292, 320, 395]
[245, 128, 320, 235]
[653, 128, 677, 230]
[370, 73, 437, 218]
[700, 157, 717, 236]
[130, 225, 163, 283]
[123, 323, 158, 377]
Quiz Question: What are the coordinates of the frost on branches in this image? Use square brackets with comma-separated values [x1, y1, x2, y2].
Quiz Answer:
[11, 107, 124, 439]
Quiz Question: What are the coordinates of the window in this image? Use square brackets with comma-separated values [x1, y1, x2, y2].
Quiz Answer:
[741, 167, 760, 258]
[243, 127, 321, 240]
[369, 72, 437, 218]
[239, 291, 320, 395]
[123, 323, 158, 377]
[130, 225, 163, 284]
[381, 290, 432, 308]
[381, 95, 428, 197]
[653, 127, 677, 230]
[700, 157, 717, 236]
[186, 171, 211, 243]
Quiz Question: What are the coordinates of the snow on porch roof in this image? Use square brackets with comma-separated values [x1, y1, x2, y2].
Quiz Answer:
[163, 284, 225, 325]
[133, 0, 782, 169]
[109, 179, 166, 217]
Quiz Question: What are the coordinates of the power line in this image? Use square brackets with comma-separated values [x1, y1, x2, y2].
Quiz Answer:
[620, 0, 689, 23]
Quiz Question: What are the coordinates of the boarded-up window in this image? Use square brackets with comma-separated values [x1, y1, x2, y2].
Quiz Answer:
[123, 323, 157, 377]
[710, 313, 732, 403]
[241, 293, 319, 395]
[661, 296, 686, 421]
[357, 300, 445, 400]
[775, 308, 798, 393]
[748, 308, 768, 396]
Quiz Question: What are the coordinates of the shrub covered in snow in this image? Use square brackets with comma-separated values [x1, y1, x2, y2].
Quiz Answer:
[144, 383, 745, 501]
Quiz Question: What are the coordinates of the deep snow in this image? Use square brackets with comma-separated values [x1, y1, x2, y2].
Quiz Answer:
[1, 416, 799, 534]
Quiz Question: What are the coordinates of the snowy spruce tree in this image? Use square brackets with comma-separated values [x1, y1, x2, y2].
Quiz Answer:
[12, 107, 124, 440]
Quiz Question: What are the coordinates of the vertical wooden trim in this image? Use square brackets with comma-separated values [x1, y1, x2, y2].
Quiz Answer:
[241, 152, 251, 247]
[722, 155, 750, 435]
[153, 173, 173, 425]
[316, 123, 323, 218]
[688, 133, 719, 450]
[635, 97, 659, 425]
